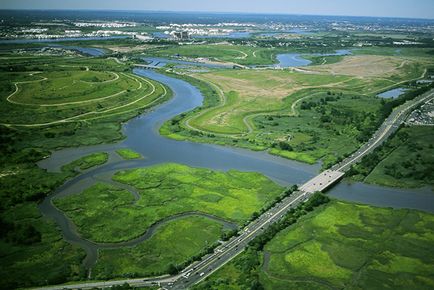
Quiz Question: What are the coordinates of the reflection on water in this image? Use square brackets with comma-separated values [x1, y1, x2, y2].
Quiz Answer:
[39, 68, 434, 213]
[328, 182, 434, 213]
[378, 88, 408, 99]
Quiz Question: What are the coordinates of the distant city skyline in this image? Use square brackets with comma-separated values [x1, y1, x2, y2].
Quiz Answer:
[1, 0, 434, 19]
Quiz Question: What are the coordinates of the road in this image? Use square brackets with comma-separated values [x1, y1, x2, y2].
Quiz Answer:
[33, 88, 434, 290]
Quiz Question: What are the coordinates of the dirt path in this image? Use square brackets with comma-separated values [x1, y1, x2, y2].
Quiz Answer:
[6, 72, 136, 107]
[231, 49, 248, 59]
[182, 76, 360, 138]
[2, 74, 164, 127]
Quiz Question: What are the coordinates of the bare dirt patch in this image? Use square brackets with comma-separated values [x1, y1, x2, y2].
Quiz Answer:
[196, 71, 296, 100]
[310, 55, 405, 77]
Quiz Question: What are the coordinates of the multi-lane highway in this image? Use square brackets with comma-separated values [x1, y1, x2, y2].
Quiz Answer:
[34, 88, 434, 290]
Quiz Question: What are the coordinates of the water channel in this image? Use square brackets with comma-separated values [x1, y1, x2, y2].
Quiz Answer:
[34, 49, 434, 268]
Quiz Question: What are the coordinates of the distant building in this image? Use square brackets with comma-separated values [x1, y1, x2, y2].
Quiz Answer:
[171, 31, 189, 40]
[133, 34, 153, 41]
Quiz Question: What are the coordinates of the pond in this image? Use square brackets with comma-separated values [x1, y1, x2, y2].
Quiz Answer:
[378, 88, 408, 99]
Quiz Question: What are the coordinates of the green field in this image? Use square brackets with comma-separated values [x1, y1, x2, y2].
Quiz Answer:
[116, 148, 142, 159]
[93, 216, 226, 278]
[0, 152, 114, 289]
[349, 125, 434, 188]
[0, 50, 171, 288]
[195, 201, 434, 290]
[0, 202, 86, 289]
[0, 57, 167, 126]
[2, 34, 434, 290]
[148, 44, 279, 66]
[54, 163, 283, 243]
[160, 51, 434, 167]
[53, 163, 284, 279]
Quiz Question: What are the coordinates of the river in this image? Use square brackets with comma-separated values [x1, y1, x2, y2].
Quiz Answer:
[37, 54, 433, 268]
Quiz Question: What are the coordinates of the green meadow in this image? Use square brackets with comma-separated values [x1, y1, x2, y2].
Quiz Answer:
[0, 152, 113, 289]
[195, 201, 434, 290]
[52, 163, 284, 279]
[160, 49, 434, 167]
[94, 216, 226, 278]
[0, 50, 170, 288]
[349, 125, 434, 188]
[54, 163, 283, 243]
[148, 44, 279, 65]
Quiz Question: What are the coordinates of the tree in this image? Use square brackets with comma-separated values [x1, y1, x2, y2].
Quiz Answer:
[167, 263, 178, 275]
[278, 141, 292, 151]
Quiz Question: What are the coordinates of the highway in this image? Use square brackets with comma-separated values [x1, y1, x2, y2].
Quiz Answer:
[33, 88, 434, 290]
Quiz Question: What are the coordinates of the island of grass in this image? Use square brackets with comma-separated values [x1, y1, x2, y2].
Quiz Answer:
[195, 200, 434, 290]
[115, 148, 142, 160]
[348, 125, 434, 188]
[54, 163, 283, 243]
[61, 152, 109, 173]
[53, 163, 283, 277]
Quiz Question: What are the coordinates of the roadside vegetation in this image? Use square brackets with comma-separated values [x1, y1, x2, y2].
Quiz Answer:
[195, 200, 434, 290]
[348, 125, 434, 188]
[94, 216, 226, 278]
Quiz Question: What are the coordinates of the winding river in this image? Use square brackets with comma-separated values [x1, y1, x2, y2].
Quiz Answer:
[38, 59, 434, 269]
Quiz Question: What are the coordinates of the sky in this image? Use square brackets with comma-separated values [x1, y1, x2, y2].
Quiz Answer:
[1, 0, 434, 19]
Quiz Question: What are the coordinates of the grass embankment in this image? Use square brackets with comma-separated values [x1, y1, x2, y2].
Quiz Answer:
[195, 201, 434, 290]
[54, 163, 283, 243]
[0, 51, 170, 288]
[160, 52, 433, 167]
[116, 148, 142, 159]
[348, 126, 434, 188]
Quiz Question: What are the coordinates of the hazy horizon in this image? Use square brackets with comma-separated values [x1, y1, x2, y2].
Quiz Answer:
[1, 0, 434, 20]
[2, 8, 434, 20]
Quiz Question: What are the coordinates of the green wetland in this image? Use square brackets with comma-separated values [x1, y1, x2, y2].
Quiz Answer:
[195, 201, 434, 290]
[1, 34, 434, 290]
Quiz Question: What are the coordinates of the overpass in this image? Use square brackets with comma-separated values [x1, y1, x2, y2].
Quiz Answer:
[134, 63, 162, 69]
[299, 170, 345, 193]
[34, 88, 434, 290]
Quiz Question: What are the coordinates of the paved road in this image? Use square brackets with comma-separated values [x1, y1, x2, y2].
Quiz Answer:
[33, 89, 434, 290]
